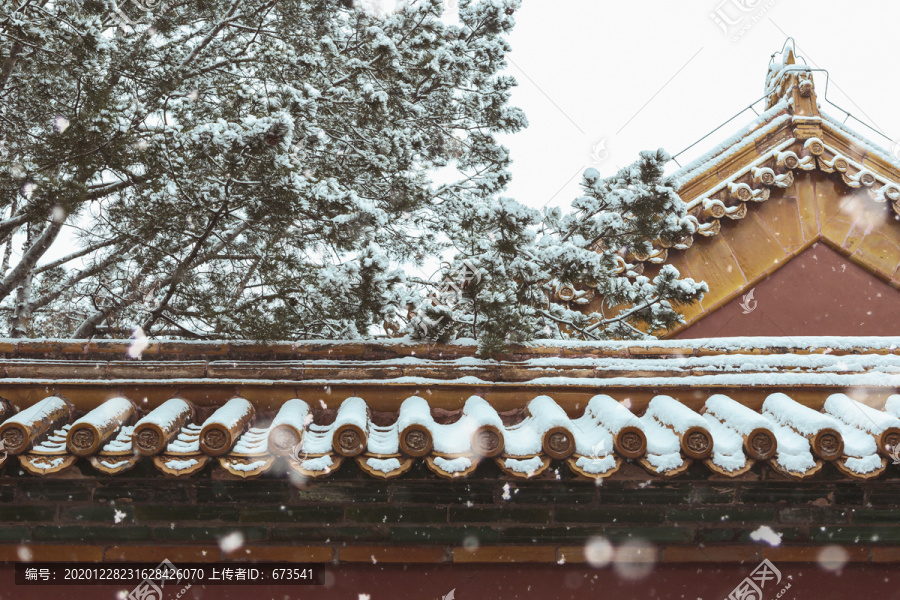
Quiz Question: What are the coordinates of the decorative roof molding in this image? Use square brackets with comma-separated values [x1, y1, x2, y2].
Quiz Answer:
[683, 133, 900, 234]
[594, 49, 900, 336]
[665, 48, 900, 262]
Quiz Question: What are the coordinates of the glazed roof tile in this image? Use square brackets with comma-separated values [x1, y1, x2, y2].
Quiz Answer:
[0, 337, 895, 481]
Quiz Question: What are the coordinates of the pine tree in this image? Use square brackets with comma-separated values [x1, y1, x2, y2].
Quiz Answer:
[2, 1, 704, 346]
[411, 149, 708, 354]
[0, 0, 525, 339]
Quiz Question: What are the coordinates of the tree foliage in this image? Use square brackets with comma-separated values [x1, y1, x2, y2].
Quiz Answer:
[0, 0, 524, 339]
[421, 149, 708, 354]
[0, 0, 705, 349]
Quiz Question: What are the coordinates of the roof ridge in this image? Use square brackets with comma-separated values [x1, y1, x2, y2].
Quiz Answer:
[0, 336, 897, 361]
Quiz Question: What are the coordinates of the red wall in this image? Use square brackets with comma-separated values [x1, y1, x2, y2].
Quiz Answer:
[6, 563, 900, 600]
[674, 243, 900, 339]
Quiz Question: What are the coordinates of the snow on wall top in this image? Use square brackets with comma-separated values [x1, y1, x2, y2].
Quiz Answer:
[6, 389, 896, 480]
[0, 336, 898, 360]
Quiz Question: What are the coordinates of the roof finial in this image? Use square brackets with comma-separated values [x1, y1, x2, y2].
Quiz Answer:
[764, 39, 815, 114]
[769, 38, 804, 67]
[782, 37, 797, 65]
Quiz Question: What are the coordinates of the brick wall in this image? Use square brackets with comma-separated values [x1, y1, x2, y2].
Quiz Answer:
[1, 460, 900, 565]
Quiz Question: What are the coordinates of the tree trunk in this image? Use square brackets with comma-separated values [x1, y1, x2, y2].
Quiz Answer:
[10, 223, 37, 338]
[0, 198, 18, 276]
[0, 211, 66, 304]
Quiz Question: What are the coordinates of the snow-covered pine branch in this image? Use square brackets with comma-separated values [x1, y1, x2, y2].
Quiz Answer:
[411, 150, 707, 354]
[0, 0, 526, 339]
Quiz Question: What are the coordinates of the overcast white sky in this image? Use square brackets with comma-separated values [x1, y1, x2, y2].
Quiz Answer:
[499, 0, 900, 212]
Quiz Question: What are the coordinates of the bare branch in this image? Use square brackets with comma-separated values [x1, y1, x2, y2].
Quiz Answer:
[33, 236, 124, 275]
[0, 212, 30, 245]
[179, 0, 245, 69]
[141, 201, 230, 331]
[31, 248, 128, 311]
[0, 212, 67, 303]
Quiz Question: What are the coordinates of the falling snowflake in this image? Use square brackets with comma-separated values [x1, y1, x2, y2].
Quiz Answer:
[584, 537, 613, 568]
[127, 327, 150, 359]
[51, 205, 66, 224]
[288, 469, 309, 488]
[218, 531, 245, 553]
[818, 545, 849, 571]
[53, 116, 70, 133]
[613, 539, 656, 581]
[17, 546, 32, 561]
[114, 510, 127, 524]
[501, 482, 511, 500]
[749, 525, 782, 547]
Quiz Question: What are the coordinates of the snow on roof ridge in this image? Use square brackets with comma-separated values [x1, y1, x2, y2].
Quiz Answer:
[669, 99, 790, 190]
[819, 109, 900, 171]
[0, 336, 898, 358]
[519, 336, 900, 350]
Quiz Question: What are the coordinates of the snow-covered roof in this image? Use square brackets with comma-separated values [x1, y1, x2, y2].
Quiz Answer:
[2, 336, 899, 481]
[669, 88, 900, 249]
[9, 390, 897, 481]
[673, 48, 900, 210]
[638, 49, 900, 336]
